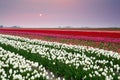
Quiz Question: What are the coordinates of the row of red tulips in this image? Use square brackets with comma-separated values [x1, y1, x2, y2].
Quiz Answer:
[0, 30, 120, 43]
[1, 28, 120, 38]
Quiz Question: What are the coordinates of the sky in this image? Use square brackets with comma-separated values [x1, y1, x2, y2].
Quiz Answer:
[0, 0, 120, 28]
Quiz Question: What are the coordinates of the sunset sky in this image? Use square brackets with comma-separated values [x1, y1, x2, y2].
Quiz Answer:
[0, 0, 120, 28]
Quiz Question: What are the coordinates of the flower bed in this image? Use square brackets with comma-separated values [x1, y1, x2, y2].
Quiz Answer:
[0, 47, 53, 80]
[1, 29, 120, 38]
[0, 31, 120, 53]
[0, 31, 120, 43]
[0, 34, 120, 80]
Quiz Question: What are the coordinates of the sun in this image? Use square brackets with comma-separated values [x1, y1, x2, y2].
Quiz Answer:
[39, 14, 42, 17]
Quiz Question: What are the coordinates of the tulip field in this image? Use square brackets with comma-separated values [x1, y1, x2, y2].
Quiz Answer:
[0, 28, 120, 80]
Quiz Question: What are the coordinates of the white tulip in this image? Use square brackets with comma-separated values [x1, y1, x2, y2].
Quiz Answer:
[9, 69, 12, 74]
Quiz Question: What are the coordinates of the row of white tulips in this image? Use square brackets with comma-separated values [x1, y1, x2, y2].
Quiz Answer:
[0, 34, 120, 60]
[0, 34, 120, 80]
[0, 46, 61, 80]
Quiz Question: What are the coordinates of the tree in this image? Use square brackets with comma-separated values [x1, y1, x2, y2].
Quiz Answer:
[0, 25, 3, 28]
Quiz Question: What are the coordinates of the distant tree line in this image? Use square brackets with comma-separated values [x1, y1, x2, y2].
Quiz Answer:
[0, 25, 20, 28]
[0, 25, 3, 28]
